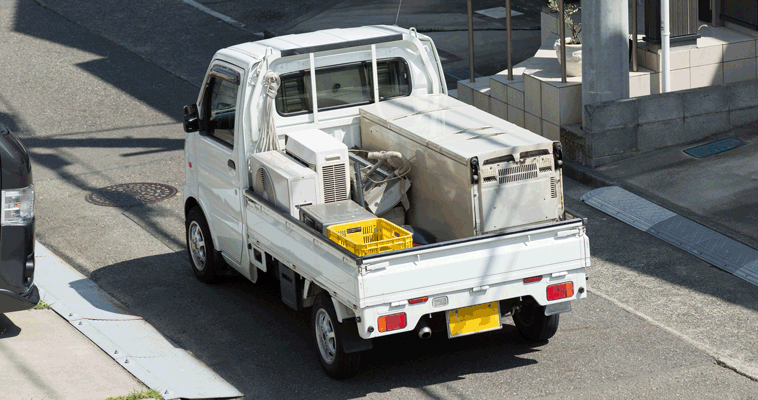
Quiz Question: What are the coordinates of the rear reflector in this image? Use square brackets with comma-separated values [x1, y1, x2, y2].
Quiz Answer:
[378, 313, 407, 332]
[432, 296, 448, 308]
[408, 297, 428, 304]
[524, 276, 543, 283]
[547, 282, 574, 301]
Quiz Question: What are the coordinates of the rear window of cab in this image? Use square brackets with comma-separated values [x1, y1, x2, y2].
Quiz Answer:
[275, 58, 411, 116]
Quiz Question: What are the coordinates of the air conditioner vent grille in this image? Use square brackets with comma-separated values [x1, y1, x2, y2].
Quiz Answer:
[255, 167, 276, 202]
[539, 166, 553, 173]
[498, 163, 538, 184]
[551, 177, 557, 198]
[321, 164, 348, 203]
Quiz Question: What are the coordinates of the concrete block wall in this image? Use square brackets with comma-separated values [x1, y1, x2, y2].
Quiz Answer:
[562, 79, 758, 167]
[636, 27, 758, 94]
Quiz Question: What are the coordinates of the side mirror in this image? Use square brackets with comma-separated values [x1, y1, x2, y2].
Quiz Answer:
[183, 104, 199, 133]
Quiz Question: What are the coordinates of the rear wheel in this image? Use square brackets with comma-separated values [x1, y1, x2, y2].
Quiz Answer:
[513, 298, 559, 342]
[186, 207, 220, 283]
[311, 294, 361, 379]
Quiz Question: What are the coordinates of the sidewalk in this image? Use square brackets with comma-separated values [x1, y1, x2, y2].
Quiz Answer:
[0, 243, 242, 400]
[564, 121, 758, 253]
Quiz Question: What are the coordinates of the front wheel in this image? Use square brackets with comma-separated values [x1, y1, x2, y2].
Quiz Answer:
[186, 207, 220, 283]
[513, 298, 559, 342]
[311, 294, 361, 379]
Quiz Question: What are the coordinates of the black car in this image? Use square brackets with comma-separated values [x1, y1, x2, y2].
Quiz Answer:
[0, 123, 38, 313]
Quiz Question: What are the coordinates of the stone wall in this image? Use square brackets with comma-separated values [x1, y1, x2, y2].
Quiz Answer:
[561, 79, 758, 167]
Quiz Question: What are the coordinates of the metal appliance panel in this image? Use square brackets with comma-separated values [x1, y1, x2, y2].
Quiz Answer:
[361, 119, 476, 241]
[360, 94, 560, 241]
[299, 200, 376, 235]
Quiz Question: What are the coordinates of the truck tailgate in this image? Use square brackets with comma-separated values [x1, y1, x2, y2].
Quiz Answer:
[358, 219, 589, 308]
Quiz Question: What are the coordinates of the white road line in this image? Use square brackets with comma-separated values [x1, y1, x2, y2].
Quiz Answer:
[475, 6, 524, 19]
[181, 0, 246, 29]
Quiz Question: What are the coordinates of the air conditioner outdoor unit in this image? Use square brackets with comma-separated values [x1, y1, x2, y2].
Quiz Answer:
[285, 129, 350, 204]
[249, 151, 319, 219]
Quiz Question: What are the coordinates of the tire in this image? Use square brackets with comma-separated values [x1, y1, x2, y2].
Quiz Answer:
[186, 207, 220, 283]
[311, 294, 361, 379]
[513, 298, 559, 342]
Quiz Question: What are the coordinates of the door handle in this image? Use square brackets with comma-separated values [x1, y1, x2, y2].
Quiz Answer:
[228, 159, 236, 170]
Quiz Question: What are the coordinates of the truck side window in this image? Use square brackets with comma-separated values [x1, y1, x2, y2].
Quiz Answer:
[205, 77, 239, 148]
[276, 58, 411, 116]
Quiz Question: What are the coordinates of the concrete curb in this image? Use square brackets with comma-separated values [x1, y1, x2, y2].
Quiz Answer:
[34, 242, 243, 400]
[562, 159, 618, 189]
[563, 159, 758, 252]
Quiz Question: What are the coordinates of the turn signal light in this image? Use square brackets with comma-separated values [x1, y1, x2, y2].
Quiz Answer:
[547, 282, 574, 301]
[524, 276, 543, 283]
[408, 297, 428, 304]
[378, 313, 407, 332]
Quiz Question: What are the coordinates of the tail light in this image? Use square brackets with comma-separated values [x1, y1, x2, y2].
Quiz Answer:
[524, 276, 543, 283]
[408, 297, 428, 304]
[547, 282, 574, 301]
[378, 313, 407, 332]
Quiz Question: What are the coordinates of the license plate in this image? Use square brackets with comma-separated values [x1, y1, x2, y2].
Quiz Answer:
[446, 301, 502, 338]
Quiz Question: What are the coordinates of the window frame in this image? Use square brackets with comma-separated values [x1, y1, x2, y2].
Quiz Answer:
[274, 57, 412, 118]
[201, 65, 241, 150]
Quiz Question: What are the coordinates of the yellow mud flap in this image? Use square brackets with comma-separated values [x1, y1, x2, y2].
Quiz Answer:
[446, 301, 502, 338]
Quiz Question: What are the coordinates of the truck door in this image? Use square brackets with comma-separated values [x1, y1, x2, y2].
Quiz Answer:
[195, 63, 244, 265]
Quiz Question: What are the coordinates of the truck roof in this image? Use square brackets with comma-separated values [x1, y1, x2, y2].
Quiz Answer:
[225, 25, 409, 60]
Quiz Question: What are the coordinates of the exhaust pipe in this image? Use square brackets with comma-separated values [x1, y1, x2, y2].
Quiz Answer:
[417, 320, 432, 340]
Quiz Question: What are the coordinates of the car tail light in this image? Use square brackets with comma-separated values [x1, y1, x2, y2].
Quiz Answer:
[408, 297, 428, 304]
[524, 276, 542, 283]
[2, 184, 34, 226]
[378, 313, 407, 332]
[547, 282, 574, 301]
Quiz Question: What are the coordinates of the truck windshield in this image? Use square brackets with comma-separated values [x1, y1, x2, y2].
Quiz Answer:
[275, 58, 410, 116]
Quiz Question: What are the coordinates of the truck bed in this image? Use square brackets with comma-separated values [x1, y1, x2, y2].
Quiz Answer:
[244, 189, 589, 337]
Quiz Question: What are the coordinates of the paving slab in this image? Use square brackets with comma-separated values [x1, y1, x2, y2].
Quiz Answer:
[0, 310, 147, 400]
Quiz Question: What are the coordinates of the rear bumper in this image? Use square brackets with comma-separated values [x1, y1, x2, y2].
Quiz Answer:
[356, 267, 586, 339]
[0, 284, 39, 313]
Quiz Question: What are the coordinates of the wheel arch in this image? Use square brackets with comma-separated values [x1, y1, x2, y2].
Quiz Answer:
[185, 196, 220, 250]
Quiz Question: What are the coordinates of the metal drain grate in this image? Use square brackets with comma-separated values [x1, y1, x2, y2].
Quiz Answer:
[683, 138, 745, 158]
[85, 183, 177, 207]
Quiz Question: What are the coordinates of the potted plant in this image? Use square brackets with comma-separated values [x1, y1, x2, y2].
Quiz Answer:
[548, 0, 582, 77]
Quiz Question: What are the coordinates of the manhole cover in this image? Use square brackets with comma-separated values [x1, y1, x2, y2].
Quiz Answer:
[85, 182, 178, 207]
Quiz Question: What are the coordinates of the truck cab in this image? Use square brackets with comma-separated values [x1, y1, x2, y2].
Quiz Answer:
[0, 123, 39, 314]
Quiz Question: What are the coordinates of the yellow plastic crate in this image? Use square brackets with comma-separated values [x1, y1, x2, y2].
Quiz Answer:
[328, 218, 412, 256]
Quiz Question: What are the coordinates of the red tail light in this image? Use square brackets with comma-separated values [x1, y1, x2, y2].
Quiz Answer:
[408, 297, 428, 304]
[378, 313, 407, 332]
[547, 282, 574, 301]
[524, 276, 543, 283]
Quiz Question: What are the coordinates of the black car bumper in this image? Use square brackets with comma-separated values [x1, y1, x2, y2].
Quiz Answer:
[1, 223, 37, 313]
[0, 284, 39, 313]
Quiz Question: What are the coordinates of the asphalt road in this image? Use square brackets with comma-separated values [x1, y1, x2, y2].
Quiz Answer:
[2, 0, 758, 398]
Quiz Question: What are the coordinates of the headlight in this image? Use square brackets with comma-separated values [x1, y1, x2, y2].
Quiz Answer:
[2, 184, 34, 226]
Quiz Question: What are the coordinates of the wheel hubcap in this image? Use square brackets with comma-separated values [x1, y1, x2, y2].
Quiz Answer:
[315, 308, 337, 364]
[188, 221, 206, 271]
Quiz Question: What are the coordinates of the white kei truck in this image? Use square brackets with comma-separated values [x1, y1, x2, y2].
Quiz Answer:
[182, 25, 589, 379]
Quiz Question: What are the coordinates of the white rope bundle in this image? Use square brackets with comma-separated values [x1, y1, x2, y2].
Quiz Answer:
[255, 71, 281, 153]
